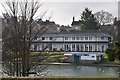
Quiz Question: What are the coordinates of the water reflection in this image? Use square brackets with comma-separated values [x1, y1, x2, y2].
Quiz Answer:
[40, 65, 120, 77]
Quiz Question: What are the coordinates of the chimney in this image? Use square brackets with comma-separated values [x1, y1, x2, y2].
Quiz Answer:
[73, 16, 75, 22]
[114, 17, 117, 26]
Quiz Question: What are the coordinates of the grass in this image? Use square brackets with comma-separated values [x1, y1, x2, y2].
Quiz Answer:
[46, 55, 64, 62]
[102, 53, 120, 64]
[114, 59, 120, 64]
[30, 52, 64, 62]
[31, 52, 64, 55]
[99, 58, 117, 64]
[1, 76, 120, 80]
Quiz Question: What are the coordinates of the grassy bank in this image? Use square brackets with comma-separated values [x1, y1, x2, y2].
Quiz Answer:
[1, 76, 120, 80]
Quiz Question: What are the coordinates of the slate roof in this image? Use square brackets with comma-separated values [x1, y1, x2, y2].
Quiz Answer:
[39, 30, 111, 37]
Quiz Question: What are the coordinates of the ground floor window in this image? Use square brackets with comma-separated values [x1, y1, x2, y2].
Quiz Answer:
[72, 44, 75, 51]
[76, 44, 80, 51]
[85, 44, 88, 51]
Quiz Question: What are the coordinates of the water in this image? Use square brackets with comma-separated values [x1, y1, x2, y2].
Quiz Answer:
[40, 64, 120, 77]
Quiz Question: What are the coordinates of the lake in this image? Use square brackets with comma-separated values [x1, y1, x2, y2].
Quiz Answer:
[36, 64, 120, 77]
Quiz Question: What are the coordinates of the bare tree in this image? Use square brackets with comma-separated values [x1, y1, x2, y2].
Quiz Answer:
[2, 0, 50, 77]
[94, 10, 114, 25]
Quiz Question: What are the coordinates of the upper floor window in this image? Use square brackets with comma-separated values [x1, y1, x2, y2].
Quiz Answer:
[85, 37, 88, 40]
[65, 37, 68, 40]
[101, 37, 104, 40]
[81, 37, 84, 40]
[76, 37, 80, 40]
[72, 37, 75, 40]
[49, 37, 53, 40]
[89, 37, 92, 40]
[42, 37, 45, 40]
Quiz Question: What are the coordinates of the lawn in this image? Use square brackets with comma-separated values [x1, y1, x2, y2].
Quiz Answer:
[31, 52, 64, 62]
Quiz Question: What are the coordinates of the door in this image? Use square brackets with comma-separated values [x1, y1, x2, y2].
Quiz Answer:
[74, 54, 80, 63]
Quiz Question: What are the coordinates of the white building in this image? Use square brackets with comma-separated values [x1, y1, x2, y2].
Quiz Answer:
[32, 30, 112, 62]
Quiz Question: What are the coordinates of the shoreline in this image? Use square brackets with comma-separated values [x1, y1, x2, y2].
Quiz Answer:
[38, 62, 120, 67]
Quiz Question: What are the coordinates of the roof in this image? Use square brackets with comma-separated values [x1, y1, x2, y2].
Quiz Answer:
[71, 20, 82, 26]
[37, 19, 55, 25]
[39, 30, 111, 37]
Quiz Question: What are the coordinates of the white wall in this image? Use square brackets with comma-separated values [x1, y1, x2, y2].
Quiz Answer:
[81, 54, 97, 60]
[38, 36, 109, 42]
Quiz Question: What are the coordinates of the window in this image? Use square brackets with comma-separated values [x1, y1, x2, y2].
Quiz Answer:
[42, 44, 45, 50]
[64, 44, 69, 51]
[89, 37, 92, 40]
[49, 43, 52, 51]
[80, 44, 83, 51]
[85, 44, 88, 51]
[81, 37, 84, 40]
[76, 44, 80, 51]
[49, 37, 53, 40]
[101, 45, 104, 51]
[34, 45, 37, 51]
[72, 37, 75, 40]
[76, 37, 79, 40]
[42, 37, 45, 40]
[108, 37, 111, 41]
[92, 56, 95, 58]
[72, 44, 75, 51]
[65, 37, 68, 40]
[85, 37, 88, 40]
[89, 44, 92, 51]
[101, 37, 104, 40]
[84, 54, 89, 56]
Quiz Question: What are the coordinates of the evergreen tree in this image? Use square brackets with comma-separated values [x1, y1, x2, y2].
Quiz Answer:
[106, 41, 120, 62]
[81, 8, 99, 30]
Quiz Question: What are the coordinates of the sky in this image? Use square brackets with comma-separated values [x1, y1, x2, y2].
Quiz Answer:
[42, 2, 118, 26]
[0, 0, 119, 26]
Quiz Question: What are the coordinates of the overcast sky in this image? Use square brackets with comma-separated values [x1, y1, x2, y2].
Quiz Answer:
[0, 0, 119, 26]
[42, 2, 118, 26]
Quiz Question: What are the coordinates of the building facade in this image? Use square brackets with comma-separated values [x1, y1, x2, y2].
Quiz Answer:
[32, 30, 112, 62]
[71, 16, 82, 30]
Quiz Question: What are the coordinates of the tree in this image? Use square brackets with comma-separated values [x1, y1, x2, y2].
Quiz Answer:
[115, 41, 120, 60]
[94, 10, 114, 25]
[2, 0, 50, 76]
[106, 41, 120, 62]
[81, 8, 99, 30]
[106, 48, 115, 61]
